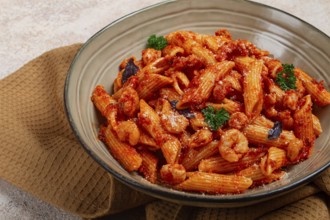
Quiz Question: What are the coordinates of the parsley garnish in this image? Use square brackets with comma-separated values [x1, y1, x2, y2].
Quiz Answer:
[147, 34, 167, 50]
[201, 105, 230, 131]
[275, 64, 297, 91]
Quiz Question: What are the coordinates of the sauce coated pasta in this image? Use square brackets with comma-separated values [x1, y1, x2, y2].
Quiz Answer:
[91, 29, 330, 194]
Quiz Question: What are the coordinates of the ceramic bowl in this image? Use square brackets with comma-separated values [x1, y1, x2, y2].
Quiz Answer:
[64, 0, 330, 207]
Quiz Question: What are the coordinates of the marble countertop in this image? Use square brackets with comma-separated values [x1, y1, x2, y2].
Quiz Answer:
[0, 0, 329, 219]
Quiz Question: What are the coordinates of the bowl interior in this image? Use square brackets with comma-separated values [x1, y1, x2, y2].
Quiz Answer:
[65, 0, 330, 207]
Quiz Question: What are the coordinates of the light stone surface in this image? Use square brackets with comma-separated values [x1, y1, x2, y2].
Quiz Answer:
[0, 0, 329, 219]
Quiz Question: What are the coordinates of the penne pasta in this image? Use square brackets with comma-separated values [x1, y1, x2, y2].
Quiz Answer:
[136, 73, 173, 100]
[138, 130, 160, 150]
[206, 98, 243, 114]
[198, 149, 266, 173]
[312, 114, 323, 136]
[251, 115, 274, 128]
[171, 71, 190, 95]
[263, 58, 282, 78]
[237, 164, 285, 185]
[175, 172, 253, 194]
[295, 68, 330, 106]
[260, 147, 287, 176]
[102, 125, 142, 172]
[293, 95, 315, 158]
[138, 99, 166, 144]
[181, 141, 219, 171]
[92, 29, 330, 195]
[139, 57, 170, 76]
[159, 87, 181, 101]
[112, 75, 139, 100]
[91, 85, 117, 116]
[139, 150, 159, 183]
[162, 45, 184, 57]
[161, 137, 181, 164]
[91, 88, 143, 147]
[166, 31, 217, 66]
[201, 34, 224, 53]
[286, 138, 304, 162]
[176, 61, 235, 109]
[243, 124, 297, 149]
[235, 56, 264, 119]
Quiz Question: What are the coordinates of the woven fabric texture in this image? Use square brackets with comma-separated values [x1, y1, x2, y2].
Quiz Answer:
[0, 45, 329, 219]
[0, 44, 152, 218]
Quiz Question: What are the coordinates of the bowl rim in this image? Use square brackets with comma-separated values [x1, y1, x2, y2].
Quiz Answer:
[64, 0, 330, 206]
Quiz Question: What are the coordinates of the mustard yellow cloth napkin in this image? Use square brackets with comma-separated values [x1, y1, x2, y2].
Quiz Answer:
[0, 45, 329, 219]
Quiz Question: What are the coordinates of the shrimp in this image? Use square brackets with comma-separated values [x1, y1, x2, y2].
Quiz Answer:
[116, 120, 140, 146]
[228, 112, 249, 130]
[218, 129, 249, 162]
[160, 163, 186, 185]
[118, 87, 139, 117]
[188, 128, 213, 148]
[283, 90, 299, 111]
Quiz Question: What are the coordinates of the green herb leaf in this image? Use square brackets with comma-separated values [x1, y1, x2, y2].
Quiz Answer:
[201, 105, 230, 130]
[147, 34, 168, 50]
[275, 64, 297, 91]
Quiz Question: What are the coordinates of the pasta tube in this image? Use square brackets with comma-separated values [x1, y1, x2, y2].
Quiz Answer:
[293, 95, 315, 157]
[295, 68, 330, 106]
[260, 147, 287, 176]
[166, 31, 216, 66]
[235, 56, 264, 119]
[177, 61, 235, 109]
[243, 124, 297, 149]
[175, 172, 253, 194]
[92, 29, 330, 195]
[138, 99, 166, 144]
[238, 164, 285, 184]
[136, 74, 173, 100]
[198, 149, 266, 173]
[181, 141, 219, 170]
[103, 126, 142, 172]
[139, 150, 158, 183]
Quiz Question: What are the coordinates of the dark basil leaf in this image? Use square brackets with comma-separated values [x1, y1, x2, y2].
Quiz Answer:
[169, 100, 195, 119]
[268, 121, 282, 140]
[122, 58, 139, 84]
[169, 100, 179, 109]
[178, 109, 195, 119]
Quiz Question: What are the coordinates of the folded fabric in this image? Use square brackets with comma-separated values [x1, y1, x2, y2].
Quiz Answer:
[0, 45, 329, 219]
[0, 44, 153, 218]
